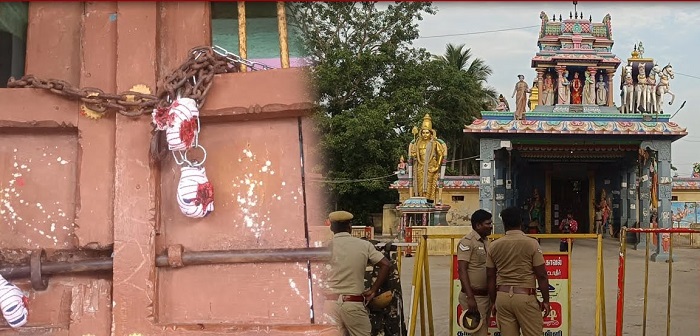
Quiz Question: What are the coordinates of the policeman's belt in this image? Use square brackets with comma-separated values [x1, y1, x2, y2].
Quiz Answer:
[497, 285, 536, 295]
[470, 288, 489, 296]
[462, 287, 488, 296]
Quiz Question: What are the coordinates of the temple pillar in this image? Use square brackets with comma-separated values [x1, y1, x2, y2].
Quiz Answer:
[479, 138, 511, 234]
[620, 166, 629, 232]
[643, 140, 673, 262]
[588, 170, 596, 233]
[556, 66, 566, 105]
[545, 170, 552, 234]
[627, 166, 639, 236]
[494, 156, 506, 226]
[606, 69, 615, 107]
[536, 69, 545, 106]
[638, 148, 652, 249]
[504, 150, 515, 208]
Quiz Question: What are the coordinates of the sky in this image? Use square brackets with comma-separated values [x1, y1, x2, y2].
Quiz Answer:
[412, 1, 700, 176]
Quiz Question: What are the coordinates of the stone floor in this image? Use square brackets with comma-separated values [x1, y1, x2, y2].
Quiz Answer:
[397, 236, 700, 336]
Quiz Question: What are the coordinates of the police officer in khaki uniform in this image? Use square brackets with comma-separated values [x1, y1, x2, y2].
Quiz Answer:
[457, 209, 494, 336]
[325, 211, 391, 336]
[486, 206, 550, 336]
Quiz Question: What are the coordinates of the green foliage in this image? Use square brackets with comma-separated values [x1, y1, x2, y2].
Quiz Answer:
[431, 43, 497, 175]
[288, 2, 497, 224]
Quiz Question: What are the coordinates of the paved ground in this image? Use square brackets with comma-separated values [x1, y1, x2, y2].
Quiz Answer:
[397, 236, 700, 336]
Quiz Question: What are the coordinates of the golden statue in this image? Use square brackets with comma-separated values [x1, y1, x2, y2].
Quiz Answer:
[408, 114, 447, 203]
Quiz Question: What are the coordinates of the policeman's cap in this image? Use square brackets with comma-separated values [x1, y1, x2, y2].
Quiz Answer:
[328, 211, 353, 222]
[368, 291, 393, 311]
[458, 309, 483, 333]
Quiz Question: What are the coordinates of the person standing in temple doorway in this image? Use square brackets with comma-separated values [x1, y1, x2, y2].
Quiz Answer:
[559, 211, 579, 252]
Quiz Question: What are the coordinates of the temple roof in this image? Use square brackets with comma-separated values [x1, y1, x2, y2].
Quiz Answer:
[532, 12, 621, 69]
[674, 178, 700, 190]
[390, 176, 700, 191]
[390, 176, 480, 190]
[464, 111, 687, 140]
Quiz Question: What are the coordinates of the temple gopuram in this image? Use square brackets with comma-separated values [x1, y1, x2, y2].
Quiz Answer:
[390, 9, 696, 262]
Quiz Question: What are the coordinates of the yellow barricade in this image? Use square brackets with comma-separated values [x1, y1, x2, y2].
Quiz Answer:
[407, 233, 607, 336]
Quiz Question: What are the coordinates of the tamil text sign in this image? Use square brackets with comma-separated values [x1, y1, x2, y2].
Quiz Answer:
[452, 253, 570, 336]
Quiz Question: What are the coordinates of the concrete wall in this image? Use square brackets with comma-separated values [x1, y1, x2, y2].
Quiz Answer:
[396, 189, 481, 226]
[674, 190, 700, 202]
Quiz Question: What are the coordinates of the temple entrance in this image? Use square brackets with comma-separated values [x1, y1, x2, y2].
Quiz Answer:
[551, 176, 590, 233]
[510, 147, 634, 235]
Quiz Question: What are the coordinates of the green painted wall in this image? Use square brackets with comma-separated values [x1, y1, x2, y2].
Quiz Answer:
[211, 18, 306, 60]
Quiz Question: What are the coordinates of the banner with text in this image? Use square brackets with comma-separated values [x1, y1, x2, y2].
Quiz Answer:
[452, 253, 570, 336]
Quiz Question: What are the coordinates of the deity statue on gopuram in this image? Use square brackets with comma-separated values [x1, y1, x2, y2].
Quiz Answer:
[619, 43, 676, 114]
[407, 114, 447, 204]
[511, 10, 623, 117]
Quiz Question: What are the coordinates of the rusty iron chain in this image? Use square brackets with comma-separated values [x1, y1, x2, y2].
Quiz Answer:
[6, 45, 272, 118]
[7, 45, 273, 163]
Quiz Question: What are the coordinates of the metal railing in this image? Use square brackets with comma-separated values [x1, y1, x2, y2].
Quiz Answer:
[235, 1, 290, 71]
[616, 227, 700, 336]
[668, 223, 700, 248]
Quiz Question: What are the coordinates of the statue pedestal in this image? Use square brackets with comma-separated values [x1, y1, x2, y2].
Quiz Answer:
[396, 197, 435, 256]
[397, 197, 435, 226]
[433, 204, 452, 226]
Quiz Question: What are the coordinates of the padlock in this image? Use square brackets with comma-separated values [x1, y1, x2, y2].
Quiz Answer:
[0, 275, 29, 328]
[165, 98, 200, 151]
[176, 165, 214, 218]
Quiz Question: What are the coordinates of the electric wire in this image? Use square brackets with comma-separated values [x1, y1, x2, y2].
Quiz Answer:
[676, 72, 700, 80]
[309, 172, 399, 184]
[418, 25, 540, 39]
[308, 155, 480, 183]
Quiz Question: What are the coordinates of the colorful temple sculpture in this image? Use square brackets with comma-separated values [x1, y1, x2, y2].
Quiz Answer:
[468, 10, 686, 262]
[395, 114, 451, 247]
[528, 11, 620, 113]
[391, 8, 691, 261]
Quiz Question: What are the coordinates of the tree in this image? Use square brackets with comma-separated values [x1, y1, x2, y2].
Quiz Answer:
[287, 3, 498, 223]
[287, 2, 437, 224]
[433, 43, 497, 174]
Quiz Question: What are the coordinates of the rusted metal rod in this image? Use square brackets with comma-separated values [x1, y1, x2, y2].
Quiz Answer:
[1, 247, 330, 290]
[155, 246, 331, 268]
[0, 258, 113, 279]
